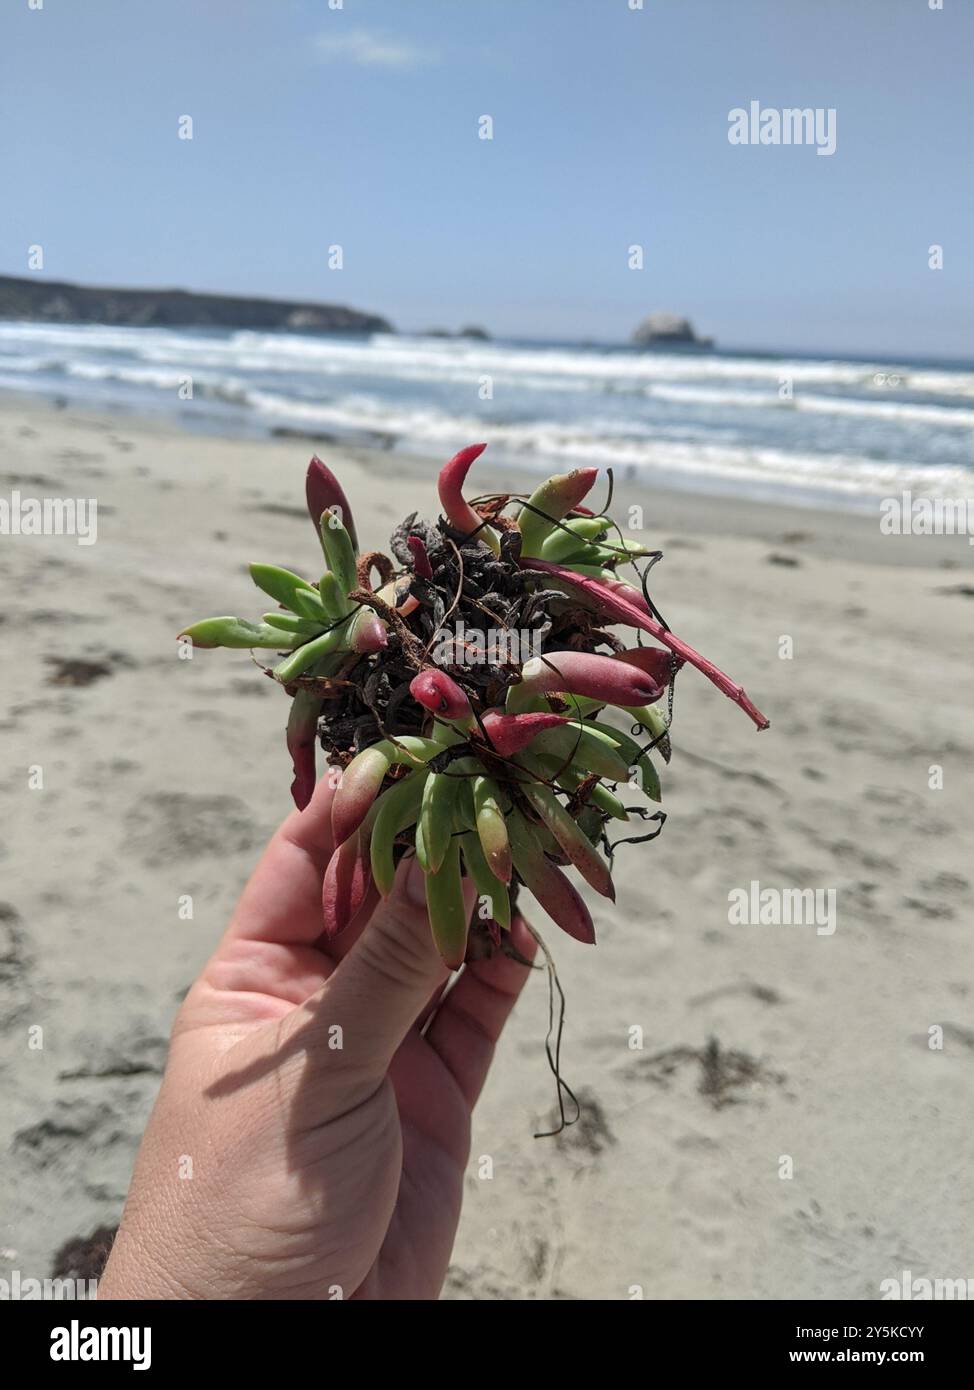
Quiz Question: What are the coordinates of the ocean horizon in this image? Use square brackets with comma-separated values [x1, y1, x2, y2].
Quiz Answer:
[2, 319, 972, 513]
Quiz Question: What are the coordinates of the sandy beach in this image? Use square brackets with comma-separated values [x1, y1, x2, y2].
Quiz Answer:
[1, 396, 972, 1301]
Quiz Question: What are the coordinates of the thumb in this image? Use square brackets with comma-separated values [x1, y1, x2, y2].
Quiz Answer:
[280, 857, 473, 1095]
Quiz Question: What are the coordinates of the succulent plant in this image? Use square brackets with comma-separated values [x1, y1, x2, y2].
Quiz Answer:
[182, 445, 768, 967]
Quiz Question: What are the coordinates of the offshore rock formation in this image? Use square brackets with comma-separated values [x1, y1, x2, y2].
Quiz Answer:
[632, 311, 713, 350]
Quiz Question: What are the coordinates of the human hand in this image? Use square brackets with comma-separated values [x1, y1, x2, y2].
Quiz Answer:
[98, 775, 536, 1300]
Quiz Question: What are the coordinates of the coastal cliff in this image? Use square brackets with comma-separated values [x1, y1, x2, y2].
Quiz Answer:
[0, 275, 392, 334]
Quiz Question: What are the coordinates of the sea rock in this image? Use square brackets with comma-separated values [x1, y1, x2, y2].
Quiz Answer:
[632, 312, 713, 349]
[421, 325, 491, 341]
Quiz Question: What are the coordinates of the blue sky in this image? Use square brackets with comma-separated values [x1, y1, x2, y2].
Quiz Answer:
[1, 0, 971, 356]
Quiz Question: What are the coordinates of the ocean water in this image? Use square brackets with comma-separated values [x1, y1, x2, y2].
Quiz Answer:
[1, 320, 972, 510]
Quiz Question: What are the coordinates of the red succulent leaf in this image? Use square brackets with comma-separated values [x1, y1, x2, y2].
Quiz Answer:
[437, 443, 499, 552]
[306, 456, 358, 551]
[520, 558, 770, 730]
[286, 691, 321, 810]
[479, 709, 571, 757]
[410, 669, 471, 720]
[406, 533, 433, 579]
[616, 645, 684, 688]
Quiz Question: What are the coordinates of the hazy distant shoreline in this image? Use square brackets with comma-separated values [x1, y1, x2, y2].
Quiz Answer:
[0, 273, 391, 336]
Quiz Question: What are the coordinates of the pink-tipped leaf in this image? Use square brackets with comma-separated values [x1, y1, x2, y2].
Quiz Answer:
[479, 709, 571, 757]
[507, 811, 596, 944]
[437, 443, 500, 554]
[616, 645, 683, 689]
[520, 557, 770, 730]
[406, 533, 433, 579]
[322, 830, 373, 938]
[348, 606, 388, 653]
[410, 669, 472, 721]
[306, 456, 358, 552]
[517, 650, 664, 707]
[517, 468, 599, 556]
[286, 690, 321, 810]
[331, 736, 445, 845]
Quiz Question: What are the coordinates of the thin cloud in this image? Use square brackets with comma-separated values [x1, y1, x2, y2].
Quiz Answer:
[313, 28, 435, 71]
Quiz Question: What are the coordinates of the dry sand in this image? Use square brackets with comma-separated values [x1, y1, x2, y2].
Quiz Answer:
[1, 397, 972, 1299]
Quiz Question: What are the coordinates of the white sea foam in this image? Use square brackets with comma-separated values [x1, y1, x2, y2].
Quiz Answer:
[241, 388, 972, 499]
[3, 319, 974, 397]
[1, 319, 971, 506]
[649, 382, 974, 427]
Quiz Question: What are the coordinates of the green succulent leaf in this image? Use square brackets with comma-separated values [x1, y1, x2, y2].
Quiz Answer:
[262, 611, 327, 635]
[180, 616, 303, 650]
[318, 513, 358, 599]
[426, 838, 468, 968]
[534, 756, 630, 822]
[460, 831, 511, 930]
[558, 543, 651, 568]
[420, 771, 461, 875]
[249, 563, 328, 621]
[578, 718, 661, 802]
[370, 770, 429, 897]
[271, 621, 352, 682]
[318, 570, 352, 620]
[539, 517, 611, 562]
